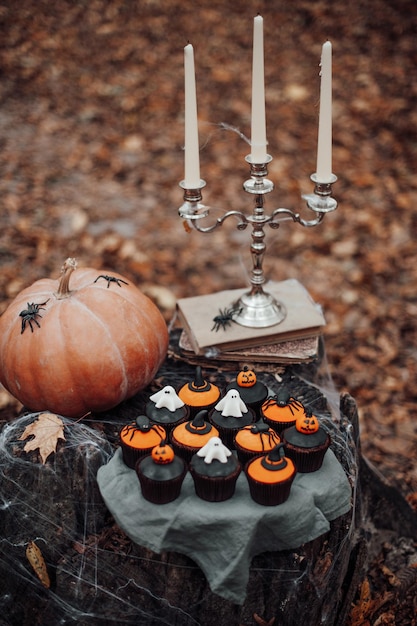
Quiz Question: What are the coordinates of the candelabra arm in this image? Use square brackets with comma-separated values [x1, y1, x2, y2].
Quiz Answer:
[268, 173, 338, 228]
[269, 207, 325, 228]
[192, 210, 249, 233]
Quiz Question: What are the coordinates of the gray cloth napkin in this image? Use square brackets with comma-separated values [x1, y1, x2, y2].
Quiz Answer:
[97, 448, 351, 604]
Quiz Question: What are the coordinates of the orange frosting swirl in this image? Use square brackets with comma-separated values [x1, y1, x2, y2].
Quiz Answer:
[120, 423, 166, 449]
[246, 454, 295, 484]
[171, 421, 219, 447]
[234, 425, 281, 453]
[261, 397, 305, 423]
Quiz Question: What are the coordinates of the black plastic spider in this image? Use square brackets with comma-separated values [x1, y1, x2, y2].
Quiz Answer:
[211, 306, 242, 332]
[19, 300, 50, 334]
[94, 275, 128, 288]
[262, 387, 305, 415]
[247, 421, 281, 453]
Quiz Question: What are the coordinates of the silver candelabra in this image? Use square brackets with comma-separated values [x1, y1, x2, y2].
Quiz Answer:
[179, 154, 337, 329]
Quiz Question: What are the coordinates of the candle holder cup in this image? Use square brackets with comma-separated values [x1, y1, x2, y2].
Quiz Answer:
[179, 155, 337, 329]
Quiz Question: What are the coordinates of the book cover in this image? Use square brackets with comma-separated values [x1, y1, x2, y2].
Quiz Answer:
[176, 279, 325, 355]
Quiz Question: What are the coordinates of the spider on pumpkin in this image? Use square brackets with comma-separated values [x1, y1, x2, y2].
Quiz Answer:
[93, 275, 129, 288]
[211, 306, 242, 332]
[19, 300, 50, 334]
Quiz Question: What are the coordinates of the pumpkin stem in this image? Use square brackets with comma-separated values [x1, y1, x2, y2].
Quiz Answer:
[55, 258, 78, 299]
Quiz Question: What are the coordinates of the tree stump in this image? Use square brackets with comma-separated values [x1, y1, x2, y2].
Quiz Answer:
[0, 342, 416, 625]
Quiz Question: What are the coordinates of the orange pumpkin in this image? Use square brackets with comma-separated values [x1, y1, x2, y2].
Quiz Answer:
[0, 258, 169, 418]
[151, 442, 175, 464]
[296, 411, 320, 434]
[236, 366, 257, 388]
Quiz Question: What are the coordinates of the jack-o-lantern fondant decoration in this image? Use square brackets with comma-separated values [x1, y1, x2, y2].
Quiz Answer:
[295, 410, 320, 434]
[151, 441, 175, 464]
[282, 410, 330, 473]
[136, 440, 186, 504]
[236, 366, 257, 388]
[226, 366, 268, 412]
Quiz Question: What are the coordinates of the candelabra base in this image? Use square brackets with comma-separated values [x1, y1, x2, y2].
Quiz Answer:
[232, 289, 287, 328]
[176, 279, 326, 356]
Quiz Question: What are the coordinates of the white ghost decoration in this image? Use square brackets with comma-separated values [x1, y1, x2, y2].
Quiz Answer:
[215, 389, 248, 417]
[197, 437, 231, 464]
[149, 386, 185, 411]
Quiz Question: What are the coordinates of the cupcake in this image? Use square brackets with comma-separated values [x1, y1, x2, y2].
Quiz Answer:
[145, 385, 190, 434]
[135, 441, 187, 504]
[189, 437, 241, 502]
[233, 418, 281, 465]
[119, 415, 166, 469]
[226, 366, 268, 416]
[177, 366, 221, 417]
[245, 443, 296, 506]
[260, 386, 306, 434]
[170, 409, 220, 463]
[209, 389, 255, 449]
[282, 410, 331, 473]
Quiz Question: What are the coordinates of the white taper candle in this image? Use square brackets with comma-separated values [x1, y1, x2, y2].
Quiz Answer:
[184, 43, 201, 188]
[250, 15, 268, 164]
[316, 41, 333, 182]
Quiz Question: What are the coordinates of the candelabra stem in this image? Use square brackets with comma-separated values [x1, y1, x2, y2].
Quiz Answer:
[232, 184, 286, 328]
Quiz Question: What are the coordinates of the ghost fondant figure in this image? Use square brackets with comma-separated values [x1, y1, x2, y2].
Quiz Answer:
[215, 389, 248, 417]
[196, 437, 232, 464]
[150, 386, 185, 411]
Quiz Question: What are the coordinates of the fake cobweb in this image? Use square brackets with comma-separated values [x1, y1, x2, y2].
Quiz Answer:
[0, 340, 359, 626]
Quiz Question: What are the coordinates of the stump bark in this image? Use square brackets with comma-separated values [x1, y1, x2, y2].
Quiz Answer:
[0, 348, 416, 626]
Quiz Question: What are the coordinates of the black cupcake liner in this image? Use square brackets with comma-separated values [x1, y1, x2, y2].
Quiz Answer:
[189, 464, 241, 502]
[282, 438, 330, 473]
[135, 458, 187, 504]
[245, 462, 296, 506]
[120, 442, 154, 469]
[259, 413, 297, 435]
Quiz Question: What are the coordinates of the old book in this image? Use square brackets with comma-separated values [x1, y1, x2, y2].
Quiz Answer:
[176, 279, 325, 355]
[178, 329, 320, 365]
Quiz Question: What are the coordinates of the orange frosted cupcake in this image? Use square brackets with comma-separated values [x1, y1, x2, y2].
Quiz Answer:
[119, 415, 166, 469]
[170, 410, 220, 463]
[282, 410, 330, 473]
[177, 366, 221, 417]
[260, 386, 306, 434]
[246, 443, 296, 506]
[135, 441, 187, 504]
[234, 419, 281, 465]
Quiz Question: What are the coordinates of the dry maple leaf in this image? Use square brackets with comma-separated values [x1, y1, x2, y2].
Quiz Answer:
[19, 412, 66, 464]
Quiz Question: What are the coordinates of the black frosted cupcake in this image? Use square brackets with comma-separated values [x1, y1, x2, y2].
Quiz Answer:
[226, 366, 268, 416]
[145, 385, 190, 434]
[177, 366, 221, 417]
[209, 389, 255, 449]
[260, 386, 306, 434]
[282, 410, 330, 473]
[245, 443, 296, 506]
[170, 410, 220, 463]
[189, 437, 241, 502]
[233, 418, 281, 465]
[135, 441, 187, 504]
[119, 415, 166, 469]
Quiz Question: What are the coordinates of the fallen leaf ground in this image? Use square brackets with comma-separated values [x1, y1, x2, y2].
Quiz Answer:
[1, 1, 417, 623]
